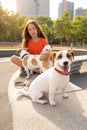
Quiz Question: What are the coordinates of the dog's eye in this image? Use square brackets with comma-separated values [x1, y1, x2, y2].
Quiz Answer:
[58, 54, 62, 59]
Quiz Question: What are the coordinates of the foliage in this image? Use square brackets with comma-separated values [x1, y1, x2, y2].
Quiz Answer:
[35, 16, 54, 43]
[53, 11, 87, 45]
[0, 7, 87, 46]
[53, 11, 71, 44]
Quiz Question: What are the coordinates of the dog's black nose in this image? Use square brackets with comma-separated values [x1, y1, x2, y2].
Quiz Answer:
[63, 61, 68, 65]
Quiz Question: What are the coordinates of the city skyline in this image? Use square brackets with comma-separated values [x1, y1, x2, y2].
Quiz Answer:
[1, 0, 87, 19]
[50, 0, 87, 19]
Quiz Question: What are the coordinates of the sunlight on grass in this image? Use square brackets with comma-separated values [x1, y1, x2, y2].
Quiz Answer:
[0, 45, 19, 50]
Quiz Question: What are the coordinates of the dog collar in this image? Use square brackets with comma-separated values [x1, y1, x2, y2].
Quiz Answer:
[21, 54, 28, 59]
[54, 68, 70, 76]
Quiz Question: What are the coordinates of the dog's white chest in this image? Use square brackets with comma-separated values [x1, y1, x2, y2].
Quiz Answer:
[49, 68, 69, 87]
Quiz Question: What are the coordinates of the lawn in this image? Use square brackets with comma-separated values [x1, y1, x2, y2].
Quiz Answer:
[0, 45, 19, 50]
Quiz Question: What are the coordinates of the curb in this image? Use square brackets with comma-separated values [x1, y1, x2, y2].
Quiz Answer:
[0, 50, 16, 57]
[8, 70, 87, 130]
[0, 49, 87, 58]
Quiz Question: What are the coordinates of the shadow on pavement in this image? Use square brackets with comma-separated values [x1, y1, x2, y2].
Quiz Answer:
[70, 72, 87, 89]
[32, 90, 87, 130]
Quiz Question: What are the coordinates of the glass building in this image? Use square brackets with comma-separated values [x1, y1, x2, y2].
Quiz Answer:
[75, 7, 87, 16]
[58, 0, 74, 20]
[16, 0, 50, 17]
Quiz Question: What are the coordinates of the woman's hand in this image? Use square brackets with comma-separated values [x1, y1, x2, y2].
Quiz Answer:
[40, 51, 50, 61]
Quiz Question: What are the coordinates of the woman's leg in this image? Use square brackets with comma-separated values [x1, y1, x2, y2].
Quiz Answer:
[11, 55, 24, 73]
[11, 55, 40, 75]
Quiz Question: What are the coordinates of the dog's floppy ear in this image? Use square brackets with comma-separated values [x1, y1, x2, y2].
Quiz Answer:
[17, 47, 22, 54]
[69, 51, 74, 60]
[17, 47, 29, 54]
[52, 52, 56, 59]
[24, 48, 29, 51]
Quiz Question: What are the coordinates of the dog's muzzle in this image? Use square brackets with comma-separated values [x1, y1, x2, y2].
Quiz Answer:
[59, 61, 69, 74]
[63, 61, 69, 73]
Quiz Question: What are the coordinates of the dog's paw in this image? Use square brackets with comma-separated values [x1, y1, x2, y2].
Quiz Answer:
[63, 94, 68, 99]
[42, 100, 48, 104]
[49, 100, 57, 106]
[26, 76, 30, 79]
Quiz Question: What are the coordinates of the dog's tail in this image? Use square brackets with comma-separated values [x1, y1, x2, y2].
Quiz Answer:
[16, 89, 30, 99]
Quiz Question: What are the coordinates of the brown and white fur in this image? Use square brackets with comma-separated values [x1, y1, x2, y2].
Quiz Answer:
[17, 45, 53, 78]
[16, 50, 74, 106]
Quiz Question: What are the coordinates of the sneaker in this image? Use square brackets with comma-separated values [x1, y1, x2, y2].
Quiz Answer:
[19, 71, 27, 78]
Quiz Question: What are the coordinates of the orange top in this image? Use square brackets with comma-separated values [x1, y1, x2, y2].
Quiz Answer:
[28, 38, 48, 54]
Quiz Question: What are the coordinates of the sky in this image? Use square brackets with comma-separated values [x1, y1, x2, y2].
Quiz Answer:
[1, 0, 87, 20]
[50, 0, 87, 19]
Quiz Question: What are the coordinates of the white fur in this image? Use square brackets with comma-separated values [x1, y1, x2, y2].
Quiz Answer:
[19, 45, 53, 78]
[41, 45, 52, 52]
[17, 50, 74, 106]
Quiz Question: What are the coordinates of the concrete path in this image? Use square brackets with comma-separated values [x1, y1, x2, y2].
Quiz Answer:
[8, 60, 87, 130]
[0, 56, 87, 130]
[0, 58, 17, 130]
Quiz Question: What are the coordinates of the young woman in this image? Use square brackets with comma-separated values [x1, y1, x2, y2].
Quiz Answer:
[11, 20, 49, 77]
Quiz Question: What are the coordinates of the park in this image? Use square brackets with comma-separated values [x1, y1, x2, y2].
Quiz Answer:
[0, 5, 87, 130]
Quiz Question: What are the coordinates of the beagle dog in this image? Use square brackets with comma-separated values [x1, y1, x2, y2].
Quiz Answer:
[16, 50, 74, 106]
[17, 45, 53, 78]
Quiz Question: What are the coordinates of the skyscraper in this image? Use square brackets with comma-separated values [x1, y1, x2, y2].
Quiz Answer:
[75, 7, 87, 16]
[16, 0, 50, 17]
[58, 0, 74, 20]
[63, 0, 67, 12]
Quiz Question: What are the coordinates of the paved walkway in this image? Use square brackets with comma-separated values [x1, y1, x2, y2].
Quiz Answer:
[0, 58, 17, 130]
[8, 55, 87, 130]
[1, 56, 87, 130]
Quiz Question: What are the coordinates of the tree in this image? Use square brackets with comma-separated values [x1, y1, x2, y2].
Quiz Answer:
[76, 16, 87, 44]
[35, 16, 54, 43]
[0, 7, 87, 46]
[53, 11, 71, 45]
[0, 7, 29, 42]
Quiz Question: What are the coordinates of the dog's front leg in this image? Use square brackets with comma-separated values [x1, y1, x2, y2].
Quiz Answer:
[62, 86, 68, 98]
[39, 68, 42, 73]
[25, 67, 30, 79]
[49, 86, 56, 106]
[30, 70, 33, 75]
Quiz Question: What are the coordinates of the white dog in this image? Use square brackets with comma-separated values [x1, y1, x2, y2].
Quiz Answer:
[17, 45, 53, 78]
[17, 50, 74, 106]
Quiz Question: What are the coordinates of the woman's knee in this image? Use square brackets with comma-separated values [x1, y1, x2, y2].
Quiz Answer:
[11, 55, 22, 67]
[11, 55, 17, 63]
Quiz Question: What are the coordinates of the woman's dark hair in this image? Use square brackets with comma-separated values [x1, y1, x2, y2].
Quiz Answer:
[21, 20, 47, 48]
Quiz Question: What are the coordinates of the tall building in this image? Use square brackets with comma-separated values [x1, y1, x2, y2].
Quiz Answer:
[58, 0, 74, 20]
[16, 0, 50, 17]
[75, 7, 87, 16]
[66, 1, 74, 20]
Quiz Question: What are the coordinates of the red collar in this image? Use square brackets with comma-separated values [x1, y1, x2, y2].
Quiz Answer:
[54, 68, 70, 76]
